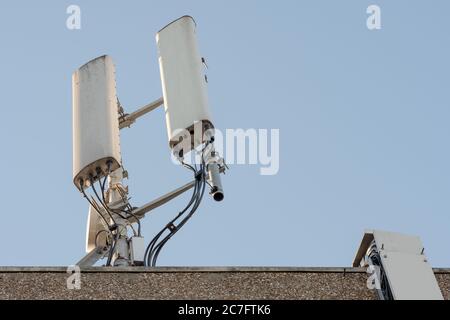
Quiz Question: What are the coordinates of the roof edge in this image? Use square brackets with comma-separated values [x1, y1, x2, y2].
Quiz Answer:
[1, 266, 448, 274]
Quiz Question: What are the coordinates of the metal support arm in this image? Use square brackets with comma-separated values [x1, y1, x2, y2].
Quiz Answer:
[130, 181, 196, 222]
[129, 166, 226, 222]
[76, 246, 108, 267]
[119, 97, 164, 129]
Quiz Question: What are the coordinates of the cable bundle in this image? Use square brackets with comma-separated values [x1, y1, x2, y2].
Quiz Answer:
[79, 162, 140, 266]
[143, 144, 210, 267]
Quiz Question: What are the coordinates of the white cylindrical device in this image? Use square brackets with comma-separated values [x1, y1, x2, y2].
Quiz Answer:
[156, 16, 213, 151]
[208, 162, 224, 202]
[72, 55, 122, 190]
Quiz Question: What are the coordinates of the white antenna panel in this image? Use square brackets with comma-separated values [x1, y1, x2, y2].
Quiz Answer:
[86, 205, 108, 253]
[72, 55, 122, 190]
[156, 16, 213, 150]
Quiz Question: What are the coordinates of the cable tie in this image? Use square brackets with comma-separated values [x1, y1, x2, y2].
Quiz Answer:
[167, 223, 177, 233]
[195, 171, 203, 181]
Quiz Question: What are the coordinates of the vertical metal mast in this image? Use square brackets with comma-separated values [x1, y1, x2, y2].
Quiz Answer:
[107, 168, 129, 266]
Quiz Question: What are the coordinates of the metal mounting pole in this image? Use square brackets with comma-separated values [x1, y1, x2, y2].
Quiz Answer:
[107, 168, 130, 266]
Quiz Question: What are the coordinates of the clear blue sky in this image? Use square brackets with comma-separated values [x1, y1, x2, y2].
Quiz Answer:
[0, 0, 449, 267]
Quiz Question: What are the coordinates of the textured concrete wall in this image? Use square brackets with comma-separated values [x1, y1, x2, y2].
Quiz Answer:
[0, 267, 448, 300]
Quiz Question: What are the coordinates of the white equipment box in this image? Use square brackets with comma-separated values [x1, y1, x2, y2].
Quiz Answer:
[354, 229, 443, 300]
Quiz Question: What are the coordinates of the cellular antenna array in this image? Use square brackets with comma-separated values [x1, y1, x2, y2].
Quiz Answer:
[73, 16, 226, 267]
